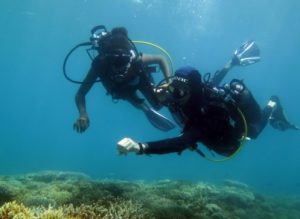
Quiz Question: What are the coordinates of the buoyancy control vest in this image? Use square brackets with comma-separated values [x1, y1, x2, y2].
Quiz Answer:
[169, 67, 245, 155]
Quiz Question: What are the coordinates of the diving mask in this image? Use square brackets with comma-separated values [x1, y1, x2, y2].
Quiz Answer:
[106, 49, 136, 82]
[156, 78, 191, 106]
[90, 25, 108, 48]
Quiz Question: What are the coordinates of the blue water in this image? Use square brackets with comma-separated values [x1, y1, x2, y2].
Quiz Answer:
[0, 0, 300, 195]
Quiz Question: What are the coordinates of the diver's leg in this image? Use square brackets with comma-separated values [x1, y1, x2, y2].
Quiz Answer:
[126, 92, 145, 109]
[249, 104, 273, 139]
[127, 93, 175, 131]
[210, 60, 233, 86]
[138, 73, 162, 110]
[268, 96, 299, 131]
[232, 83, 265, 139]
[250, 96, 299, 138]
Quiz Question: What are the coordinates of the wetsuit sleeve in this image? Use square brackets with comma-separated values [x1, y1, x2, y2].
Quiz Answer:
[91, 55, 103, 70]
[143, 129, 199, 154]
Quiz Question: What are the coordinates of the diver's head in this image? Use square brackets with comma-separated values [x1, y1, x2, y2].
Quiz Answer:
[101, 27, 132, 53]
[100, 27, 137, 82]
[105, 48, 137, 82]
[111, 27, 128, 36]
[156, 76, 191, 107]
[156, 67, 202, 107]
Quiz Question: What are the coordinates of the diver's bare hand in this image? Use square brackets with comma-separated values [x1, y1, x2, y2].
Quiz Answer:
[73, 116, 90, 133]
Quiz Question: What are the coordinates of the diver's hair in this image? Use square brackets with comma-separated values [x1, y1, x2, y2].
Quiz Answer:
[100, 26, 133, 54]
[111, 27, 128, 36]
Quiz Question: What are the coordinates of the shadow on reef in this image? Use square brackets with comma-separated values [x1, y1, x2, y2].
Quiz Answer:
[0, 171, 299, 219]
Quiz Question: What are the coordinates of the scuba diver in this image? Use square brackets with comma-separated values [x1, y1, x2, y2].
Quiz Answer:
[64, 26, 175, 133]
[117, 41, 299, 158]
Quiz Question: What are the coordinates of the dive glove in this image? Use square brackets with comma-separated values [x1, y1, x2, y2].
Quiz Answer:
[117, 137, 145, 155]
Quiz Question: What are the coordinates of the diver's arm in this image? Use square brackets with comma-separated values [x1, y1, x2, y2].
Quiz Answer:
[117, 131, 197, 155]
[75, 68, 97, 116]
[141, 54, 172, 83]
[74, 68, 98, 133]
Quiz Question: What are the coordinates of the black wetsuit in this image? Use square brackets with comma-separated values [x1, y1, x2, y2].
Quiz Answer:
[92, 54, 161, 109]
[143, 67, 273, 157]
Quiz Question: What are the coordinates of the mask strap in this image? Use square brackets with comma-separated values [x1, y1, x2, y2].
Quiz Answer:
[122, 50, 136, 76]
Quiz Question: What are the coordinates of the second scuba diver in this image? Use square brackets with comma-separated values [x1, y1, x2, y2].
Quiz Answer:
[117, 41, 299, 158]
[68, 26, 175, 133]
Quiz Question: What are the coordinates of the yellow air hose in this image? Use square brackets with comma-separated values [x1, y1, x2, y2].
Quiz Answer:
[132, 40, 174, 74]
[202, 107, 248, 163]
[133, 40, 248, 162]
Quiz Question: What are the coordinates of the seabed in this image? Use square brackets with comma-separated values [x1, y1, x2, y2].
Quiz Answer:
[0, 171, 299, 219]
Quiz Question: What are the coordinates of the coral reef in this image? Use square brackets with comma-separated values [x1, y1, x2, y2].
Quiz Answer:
[0, 201, 34, 219]
[0, 171, 299, 219]
[0, 200, 150, 219]
[0, 183, 16, 205]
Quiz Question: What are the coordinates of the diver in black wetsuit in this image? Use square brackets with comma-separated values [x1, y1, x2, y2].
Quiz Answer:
[116, 41, 299, 157]
[71, 26, 175, 133]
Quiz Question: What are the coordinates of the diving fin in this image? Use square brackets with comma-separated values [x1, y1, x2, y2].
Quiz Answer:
[212, 40, 261, 86]
[269, 96, 300, 131]
[143, 106, 176, 132]
[233, 40, 261, 66]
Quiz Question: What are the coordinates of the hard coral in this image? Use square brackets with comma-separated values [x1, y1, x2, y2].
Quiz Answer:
[0, 199, 152, 219]
[0, 201, 34, 219]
